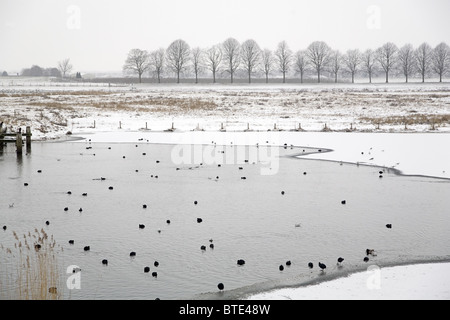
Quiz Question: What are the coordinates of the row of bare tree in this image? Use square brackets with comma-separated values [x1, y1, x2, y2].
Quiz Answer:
[123, 39, 450, 84]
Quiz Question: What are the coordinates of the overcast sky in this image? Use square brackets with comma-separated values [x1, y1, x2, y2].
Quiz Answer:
[1, 0, 449, 73]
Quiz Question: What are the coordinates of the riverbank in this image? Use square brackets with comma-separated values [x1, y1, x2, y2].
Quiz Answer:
[246, 262, 450, 300]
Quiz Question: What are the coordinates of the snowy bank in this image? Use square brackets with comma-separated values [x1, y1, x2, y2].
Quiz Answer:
[246, 262, 450, 300]
[1, 82, 450, 141]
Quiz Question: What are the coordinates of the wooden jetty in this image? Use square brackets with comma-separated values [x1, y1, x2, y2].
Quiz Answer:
[0, 126, 32, 153]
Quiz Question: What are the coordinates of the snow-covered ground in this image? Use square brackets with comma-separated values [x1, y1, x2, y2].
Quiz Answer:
[1, 81, 450, 141]
[1, 81, 450, 299]
[246, 262, 450, 300]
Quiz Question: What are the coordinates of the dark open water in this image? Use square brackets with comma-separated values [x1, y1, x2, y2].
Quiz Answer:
[1, 138, 449, 300]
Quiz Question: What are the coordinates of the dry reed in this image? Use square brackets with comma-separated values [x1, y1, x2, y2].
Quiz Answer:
[0, 228, 63, 300]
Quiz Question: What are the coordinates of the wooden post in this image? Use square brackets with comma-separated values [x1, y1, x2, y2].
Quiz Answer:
[145, 122, 148, 130]
[93, 120, 96, 128]
[26, 126, 31, 151]
[119, 121, 122, 129]
[16, 130, 23, 154]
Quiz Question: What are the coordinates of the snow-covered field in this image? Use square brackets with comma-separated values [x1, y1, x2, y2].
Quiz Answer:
[246, 262, 450, 300]
[1, 81, 450, 141]
[1, 81, 450, 300]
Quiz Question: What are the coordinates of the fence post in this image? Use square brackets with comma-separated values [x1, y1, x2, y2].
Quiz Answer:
[26, 126, 31, 151]
[16, 129, 23, 154]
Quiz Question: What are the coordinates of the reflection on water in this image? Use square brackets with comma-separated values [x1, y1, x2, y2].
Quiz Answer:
[0, 140, 449, 300]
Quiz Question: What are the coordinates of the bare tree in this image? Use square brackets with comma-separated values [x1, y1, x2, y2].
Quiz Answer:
[241, 39, 261, 83]
[222, 38, 241, 83]
[261, 49, 275, 83]
[307, 41, 331, 83]
[344, 49, 361, 83]
[205, 45, 222, 83]
[58, 58, 73, 78]
[376, 42, 398, 83]
[432, 42, 450, 83]
[294, 50, 309, 83]
[166, 39, 191, 84]
[149, 48, 165, 83]
[398, 44, 416, 83]
[191, 47, 204, 84]
[275, 41, 292, 83]
[123, 49, 150, 83]
[362, 49, 377, 83]
[329, 50, 342, 83]
[415, 42, 432, 83]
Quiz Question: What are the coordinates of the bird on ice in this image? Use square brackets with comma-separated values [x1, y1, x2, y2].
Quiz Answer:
[318, 262, 326, 271]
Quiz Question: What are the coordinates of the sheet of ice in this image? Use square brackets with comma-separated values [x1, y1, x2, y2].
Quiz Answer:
[293, 132, 450, 179]
[246, 262, 450, 300]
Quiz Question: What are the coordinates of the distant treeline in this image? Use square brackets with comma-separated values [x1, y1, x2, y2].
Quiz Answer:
[4, 39, 449, 85]
[123, 39, 450, 84]
[1, 58, 78, 80]
[89, 77, 357, 85]
[20, 65, 62, 78]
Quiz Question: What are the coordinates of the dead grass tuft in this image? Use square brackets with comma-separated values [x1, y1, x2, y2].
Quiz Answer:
[0, 90, 113, 98]
[360, 114, 450, 127]
[89, 97, 218, 112]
